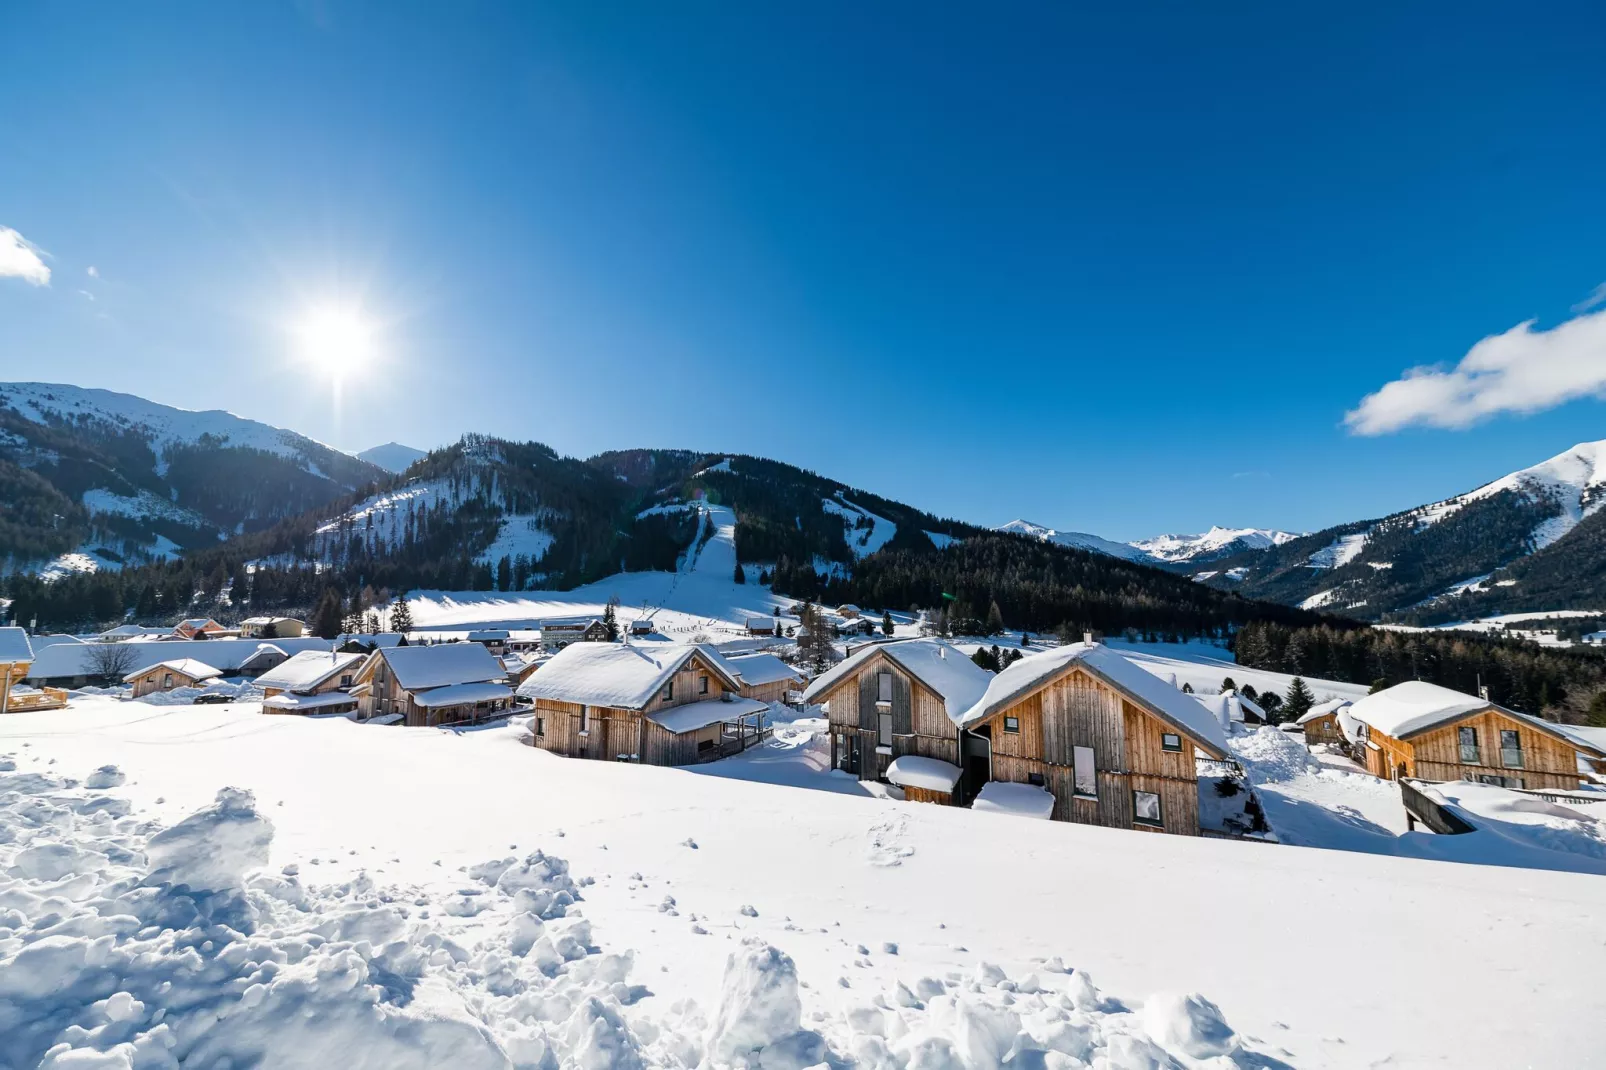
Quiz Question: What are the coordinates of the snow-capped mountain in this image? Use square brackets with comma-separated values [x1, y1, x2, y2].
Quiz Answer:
[996, 519, 1299, 566]
[0, 382, 386, 577]
[357, 441, 428, 474]
[994, 519, 1152, 562]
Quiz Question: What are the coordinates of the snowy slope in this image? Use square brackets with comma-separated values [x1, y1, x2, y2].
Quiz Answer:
[5, 699, 1604, 1069]
[995, 519, 1151, 562]
[357, 441, 428, 473]
[1410, 438, 1606, 550]
[822, 494, 897, 559]
[1130, 526, 1300, 563]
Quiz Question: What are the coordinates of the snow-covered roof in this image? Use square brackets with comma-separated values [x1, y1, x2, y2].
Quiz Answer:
[745, 617, 777, 629]
[254, 650, 365, 693]
[411, 681, 513, 709]
[30, 634, 85, 648]
[27, 637, 336, 681]
[99, 624, 167, 638]
[334, 632, 407, 648]
[239, 643, 287, 666]
[1297, 697, 1351, 725]
[972, 781, 1055, 819]
[957, 642, 1228, 755]
[1347, 682, 1494, 739]
[540, 616, 602, 630]
[726, 653, 804, 687]
[518, 642, 742, 709]
[801, 639, 992, 720]
[647, 695, 768, 734]
[467, 630, 511, 642]
[240, 616, 300, 626]
[886, 755, 962, 792]
[129, 658, 222, 683]
[379, 643, 506, 691]
[177, 618, 221, 630]
[0, 627, 34, 663]
[262, 690, 361, 711]
[1549, 723, 1606, 758]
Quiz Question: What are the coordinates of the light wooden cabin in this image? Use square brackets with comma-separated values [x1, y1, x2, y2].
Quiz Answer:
[954, 643, 1230, 836]
[0, 627, 66, 713]
[1347, 682, 1602, 790]
[239, 617, 306, 639]
[350, 643, 514, 726]
[1296, 698, 1351, 749]
[802, 638, 993, 783]
[173, 618, 226, 639]
[255, 650, 365, 714]
[125, 658, 223, 698]
[521, 642, 769, 766]
[725, 653, 805, 705]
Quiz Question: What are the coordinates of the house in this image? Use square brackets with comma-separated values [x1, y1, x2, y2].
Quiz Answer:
[1297, 697, 1353, 748]
[629, 619, 655, 637]
[98, 624, 172, 642]
[239, 616, 306, 639]
[0, 627, 67, 713]
[255, 650, 366, 714]
[539, 617, 609, 650]
[519, 642, 768, 766]
[1555, 724, 1606, 781]
[835, 617, 879, 638]
[724, 652, 806, 704]
[802, 638, 993, 783]
[349, 643, 514, 726]
[467, 629, 511, 655]
[950, 641, 1231, 835]
[744, 616, 777, 636]
[501, 652, 546, 688]
[1345, 681, 1605, 790]
[126, 658, 223, 698]
[27, 636, 337, 689]
[237, 643, 290, 678]
[173, 618, 227, 640]
[1196, 688, 1267, 729]
[837, 604, 862, 619]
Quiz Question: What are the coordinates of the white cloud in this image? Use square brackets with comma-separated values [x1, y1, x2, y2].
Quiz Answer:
[0, 226, 51, 286]
[78, 289, 95, 301]
[1574, 281, 1606, 314]
[86, 265, 99, 279]
[1345, 307, 1606, 435]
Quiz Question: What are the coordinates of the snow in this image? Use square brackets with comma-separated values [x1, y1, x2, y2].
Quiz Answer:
[80, 487, 207, 527]
[1102, 638, 1371, 707]
[1298, 588, 1339, 610]
[923, 530, 958, 550]
[29, 637, 337, 682]
[127, 657, 222, 683]
[723, 653, 803, 688]
[1345, 680, 1492, 739]
[0, 625, 33, 662]
[1130, 526, 1300, 563]
[411, 681, 514, 709]
[885, 755, 963, 792]
[252, 650, 366, 692]
[375, 643, 506, 691]
[4, 697, 1606, 1067]
[261, 690, 361, 711]
[476, 513, 555, 567]
[802, 639, 992, 720]
[1413, 438, 1606, 550]
[1305, 531, 1369, 569]
[971, 781, 1056, 819]
[356, 441, 428, 473]
[519, 643, 740, 710]
[993, 519, 1149, 562]
[959, 643, 1228, 754]
[646, 696, 768, 734]
[820, 495, 896, 559]
[1296, 697, 1350, 725]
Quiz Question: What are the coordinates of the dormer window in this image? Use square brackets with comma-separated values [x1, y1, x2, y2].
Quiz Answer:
[699, 675, 709, 695]
[663, 680, 674, 702]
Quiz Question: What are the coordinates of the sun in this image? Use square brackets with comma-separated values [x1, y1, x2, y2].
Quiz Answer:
[296, 307, 376, 377]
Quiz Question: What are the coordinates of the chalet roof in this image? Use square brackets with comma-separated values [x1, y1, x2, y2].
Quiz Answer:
[411, 681, 513, 708]
[1196, 689, 1266, 727]
[539, 616, 603, 630]
[518, 642, 743, 710]
[377, 643, 506, 691]
[240, 616, 301, 626]
[1297, 697, 1351, 725]
[254, 650, 365, 693]
[801, 638, 992, 720]
[177, 618, 221, 630]
[0, 627, 34, 663]
[239, 643, 288, 667]
[100, 624, 167, 638]
[725, 653, 804, 687]
[28, 637, 336, 681]
[467, 630, 511, 642]
[129, 658, 222, 683]
[1348, 680, 1595, 750]
[957, 642, 1228, 756]
[647, 695, 768, 734]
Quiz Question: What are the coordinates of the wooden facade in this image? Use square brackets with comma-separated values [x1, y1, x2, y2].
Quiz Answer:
[0, 662, 63, 714]
[1300, 711, 1347, 748]
[351, 650, 512, 727]
[239, 617, 305, 639]
[127, 662, 216, 698]
[529, 649, 752, 767]
[1358, 707, 1590, 791]
[818, 649, 964, 783]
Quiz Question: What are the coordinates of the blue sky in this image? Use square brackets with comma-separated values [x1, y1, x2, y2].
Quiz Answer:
[2, 3, 1605, 540]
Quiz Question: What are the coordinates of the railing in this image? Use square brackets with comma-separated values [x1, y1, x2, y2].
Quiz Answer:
[1399, 778, 1477, 835]
[2, 687, 69, 713]
[1195, 756, 1246, 779]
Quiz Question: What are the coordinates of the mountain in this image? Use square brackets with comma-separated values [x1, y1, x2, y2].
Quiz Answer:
[996, 519, 1300, 566]
[357, 441, 428, 474]
[0, 383, 387, 577]
[1203, 439, 1606, 622]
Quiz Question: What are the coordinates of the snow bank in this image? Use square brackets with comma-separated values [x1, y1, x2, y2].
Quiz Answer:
[885, 755, 962, 793]
[972, 781, 1056, 819]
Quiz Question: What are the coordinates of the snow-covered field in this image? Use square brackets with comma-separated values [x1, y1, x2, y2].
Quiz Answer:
[3, 699, 1605, 1068]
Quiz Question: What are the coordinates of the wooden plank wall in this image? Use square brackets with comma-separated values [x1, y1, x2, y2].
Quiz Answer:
[1407, 710, 1584, 790]
[1302, 713, 1345, 746]
[821, 654, 959, 780]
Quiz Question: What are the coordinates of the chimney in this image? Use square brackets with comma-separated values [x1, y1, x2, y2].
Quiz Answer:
[1083, 631, 1095, 646]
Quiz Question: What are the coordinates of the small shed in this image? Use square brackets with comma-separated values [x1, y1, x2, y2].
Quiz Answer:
[745, 617, 777, 636]
[630, 619, 656, 636]
[126, 658, 223, 698]
[886, 755, 963, 805]
[238, 643, 289, 678]
[1297, 698, 1352, 748]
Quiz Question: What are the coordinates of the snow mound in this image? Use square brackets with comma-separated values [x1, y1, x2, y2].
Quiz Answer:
[144, 786, 274, 892]
[705, 942, 817, 1068]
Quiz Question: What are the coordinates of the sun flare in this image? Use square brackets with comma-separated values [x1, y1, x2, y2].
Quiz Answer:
[296, 307, 376, 376]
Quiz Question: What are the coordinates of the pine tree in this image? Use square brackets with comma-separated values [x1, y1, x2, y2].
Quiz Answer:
[1284, 677, 1315, 723]
[882, 610, 894, 637]
[390, 594, 414, 634]
[1221, 676, 1236, 693]
[311, 588, 344, 640]
[603, 595, 620, 642]
[734, 560, 745, 584]
[986, 600, 1004, 636]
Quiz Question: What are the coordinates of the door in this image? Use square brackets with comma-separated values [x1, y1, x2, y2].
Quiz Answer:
[960, 729, 992, 804]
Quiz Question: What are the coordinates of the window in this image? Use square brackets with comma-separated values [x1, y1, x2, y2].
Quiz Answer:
[1027, 772, 1045, 787]
[1073, 746, 1097, 798]
[1499, 729, 1523, 769]
[1133, 790, 1163, 827]
[878, 712, 893, 747]
[535, 717, 545, 738]
[163, 673, 174, 687]
[663, 680, 674, 702]
[877, 671, 893, 703]
[1004, 716, 1020, 734]
[699, 675, 709, 695]
[579, 706, 590, 734]
[1458, 725, 1480, 764]
[340, 674, 353, 687]
[1161, 733, 1182, 752]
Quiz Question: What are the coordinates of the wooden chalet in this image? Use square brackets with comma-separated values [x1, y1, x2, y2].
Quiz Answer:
[723, 652, 805, 704]
[350, 643, 515, 726]
[1296, 698, 1352, 749]
[802, 638, 993, 783]
[467, 630, 511, 655]
[239, 616, 305, 639]
[126, 658, 223, 698]
[744, 616, 778, 636]
[519, 642, 774, 766]
[255, 650, 366, 715]
[173, 618, 227, 640]
[1346, 681, 1605, 790]
[501, 653, 546, 689]
[0, 627, 67, 713]
[238, 643, 290, 678]
[538, 617, 609, 650]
